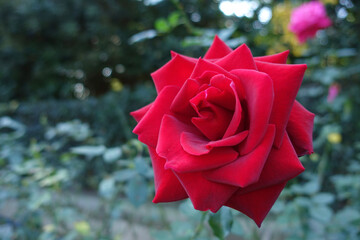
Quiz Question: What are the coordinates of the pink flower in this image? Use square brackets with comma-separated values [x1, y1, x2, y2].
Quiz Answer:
[327, 83, 340, 103]
[289, 1, 332, 43]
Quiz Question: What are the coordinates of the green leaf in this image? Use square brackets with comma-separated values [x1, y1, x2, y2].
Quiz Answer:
[128, 29, 157, 44]
[334, 207, 360, 226]
[291, 180, 319, 194]
[311, 193, 335, 205]
[155, 18, 170, 33]
[209, 212, 225, 240]
[231, 219, 244, 236]
[151, 230, 173, 240]
[170, 221, 194, 238]
[220, 207, 233, 237]
[71, 145, 106, 157]
[125, 175, 149, 207]
[103, 147, 122, 163]
[99, 177, 116, 200]
[134, 156, 152, 177]
[310, 205, 333, 223]
[178, 199, 202, 221]
[113, 169, 137, 182]
[168, 12, 181, 27]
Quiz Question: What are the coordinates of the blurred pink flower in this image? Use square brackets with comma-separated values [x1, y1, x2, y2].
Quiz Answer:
[327, 83, 340, 103]
[289, 1, 332, 43]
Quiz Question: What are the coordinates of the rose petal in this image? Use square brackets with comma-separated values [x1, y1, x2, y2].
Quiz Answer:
[215, 44, 257, 71]
[148, 147, 188, 203]
[180, 132, 211, 156]
[190, 91, 233, 140]
[157, 115, 239, 173]
[174, 171, 238, 213]
[255, 61, 307, 148]
[133, 86, 179, 147]
[190, 59, 246, 99]
[151, 54, 195, 93]
[230, 69, 274, 155]
[190, 58, 228, 80]
[207, 74, 236, 110]
[204, 35, 233, 59]
[225, 182, 287, 227]
[286, 101, 315, 156]
[223, 81, 243, 138]
[130, 103, 153, 122]
[208, 130, 249, 148]
[170, 78, 200, 116]
[204, 125, 275, 187]
[171, 51, 218, 63]
[171, 51, 198, 63]
[254, 50, 289, 64]
[236, 133, 305, 194]
[180, 130, 249, 156]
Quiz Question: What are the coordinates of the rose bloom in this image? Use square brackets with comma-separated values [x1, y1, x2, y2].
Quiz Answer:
[131, 36, 314, 226]
[288, 1, 332, 43]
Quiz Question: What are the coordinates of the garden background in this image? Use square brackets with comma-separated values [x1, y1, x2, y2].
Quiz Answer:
[0, 0, 359, 239]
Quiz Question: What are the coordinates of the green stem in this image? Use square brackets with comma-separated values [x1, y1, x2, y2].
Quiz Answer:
[317, 143, 330, 188]
[191, 211, 208, 240]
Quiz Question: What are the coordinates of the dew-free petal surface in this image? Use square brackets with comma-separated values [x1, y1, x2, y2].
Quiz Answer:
[215, 44, 257, 71]
[133, 86, 179, 147]
[236, 133, 304, 194]
[148, 147, 188, 203]
[130, 103, 152, 122]
[255, 61, 307, 148]
[231, 69, 274, 155]
[226, 182, 287, 227]
[151, 54, 195, 93]
[254, 50, 289, 64]
[204, 125, 275, 187]
[157, 115, 238, 173]
[287, 101, 315, 156]
[174, 171, 238, 213]
[204, 35, 233, 59]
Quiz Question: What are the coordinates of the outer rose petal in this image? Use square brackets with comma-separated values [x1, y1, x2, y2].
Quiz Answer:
[190, 58, 228, 79]
[203, 125, 275, 188]
[225, 182, 287, 227]
[287, 101, 315, 156]
[157, 115, 239, 173]
[174, 171, 238, 213]
[204, 35, 233, 59]
[133, 86, 179, 147]
[236, 133, 304, 195]
[230, 69, 274, 155]
[130, 103, 152, 122]
[148, 147, 188, 203]
[151, 54, 195, 93]
[254, 50, 289, 64]
[171, 51, 198, 63]
[255, 61, 307, 148]
[215, 44, 257, 71]
[172, 49, 289, 65]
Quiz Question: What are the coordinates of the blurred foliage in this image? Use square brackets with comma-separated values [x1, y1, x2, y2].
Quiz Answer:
[1, 0, 360, 239]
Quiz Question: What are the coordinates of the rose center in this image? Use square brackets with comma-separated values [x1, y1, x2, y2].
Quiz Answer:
[189, 75, 241, 141]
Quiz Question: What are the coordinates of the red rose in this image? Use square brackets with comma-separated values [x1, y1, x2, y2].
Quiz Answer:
[131, 36, 314, 226]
